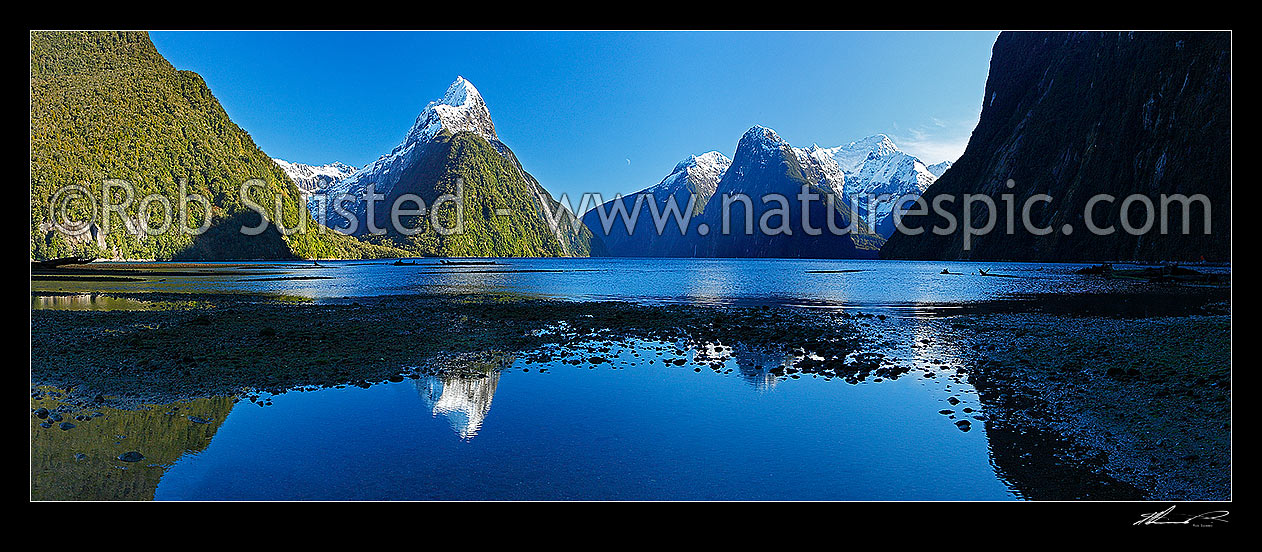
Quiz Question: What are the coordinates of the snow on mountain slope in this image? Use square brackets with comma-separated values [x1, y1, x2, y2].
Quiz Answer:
[317, 76, 497, 220]
[716, 126, 846, 198]
[300, 76, 590, 256]
[816, 134, 945, 236]
[274, 159, 356, 193]
[641, 151, 731, 213]
[398, 75, 498, 147]
[688, 124, 881, 258]
[926, 161, 954, 178]
[582, 151, 730, 256]
[794, 145, 847, 197]
[821, 134, 936, 197]
[828, 134, 900, 174]
[585, 126, 961, 256]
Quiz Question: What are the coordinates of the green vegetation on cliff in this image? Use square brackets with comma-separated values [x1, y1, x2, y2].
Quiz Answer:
[30, 31, 401, 261]
[363, 131, 592, 257]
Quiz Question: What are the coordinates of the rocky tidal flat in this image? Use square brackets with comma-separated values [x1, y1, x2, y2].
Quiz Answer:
[31, 287, 1230, 500]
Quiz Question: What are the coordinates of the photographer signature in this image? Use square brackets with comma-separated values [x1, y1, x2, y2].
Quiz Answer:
[1134, 505, 1229, 526]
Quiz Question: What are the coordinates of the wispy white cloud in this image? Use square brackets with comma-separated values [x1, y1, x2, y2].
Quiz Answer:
[889, 111, 980, 165]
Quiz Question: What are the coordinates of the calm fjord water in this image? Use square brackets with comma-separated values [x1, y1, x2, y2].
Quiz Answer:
[35, 258, 1215, 500]
[152, 345, 1013, 500]
[31, 257, 1202, 310]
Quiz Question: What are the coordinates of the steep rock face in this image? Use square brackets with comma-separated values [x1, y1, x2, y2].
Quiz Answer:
[312, 77, 590, 257]
[881, 32, 1231, 262]
[689, 126, 883, 258]
[583, 152, 730, 257]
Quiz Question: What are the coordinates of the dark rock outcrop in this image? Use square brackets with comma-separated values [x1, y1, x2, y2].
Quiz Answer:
[882, 32, 1230, 262]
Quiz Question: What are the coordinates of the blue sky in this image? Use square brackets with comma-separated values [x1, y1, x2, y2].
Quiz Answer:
[151, 31, 999, 203]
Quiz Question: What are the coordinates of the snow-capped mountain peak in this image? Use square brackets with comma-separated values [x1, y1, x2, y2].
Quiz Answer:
[714, 124, 850, 207]
[860, 134, 898, 155]
[817, 134, 937, 195]
[441, 75, 478, 106]
[679, 151, 731, 183]
[646, 151, 731, 205]
[825, 134, 900, 174]
[740, 125, 787, 152]
[401, 76, 497, 148]
[806, 134, 956, 236]
[317, 77, 499, 218]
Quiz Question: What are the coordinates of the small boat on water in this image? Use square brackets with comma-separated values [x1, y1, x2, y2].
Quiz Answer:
[439, 260, 499, 266]
[392, 260, 419, 266]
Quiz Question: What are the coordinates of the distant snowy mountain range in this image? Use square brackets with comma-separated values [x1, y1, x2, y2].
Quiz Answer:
[810, 134, 948, 236]
[273, 159, 357, 193]
[582, 125, 956, 258]
[286, 132, 953, 235]
[278, 81, 955, 257]
[582, 129, 955, 258]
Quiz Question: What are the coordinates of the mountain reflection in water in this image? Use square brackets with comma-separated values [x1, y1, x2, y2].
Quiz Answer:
[33, 329, 1151, 500]
[416, 370, 501, 440]
[729, 344, 797, 392]
[30, 388, 235, 500]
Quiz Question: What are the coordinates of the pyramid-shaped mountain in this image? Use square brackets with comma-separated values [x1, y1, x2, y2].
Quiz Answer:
[312, 77, 590, 257]
[690, 126, 883, 258]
